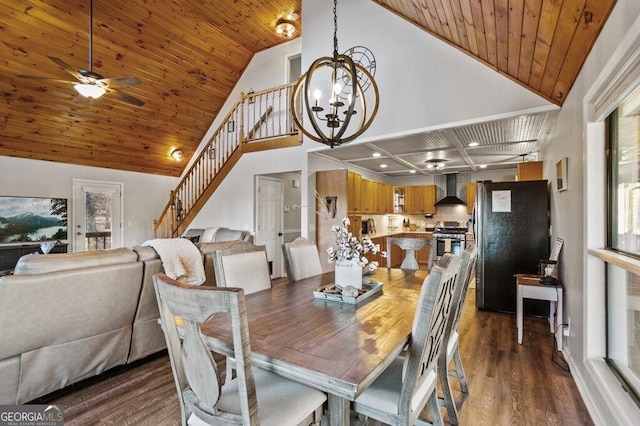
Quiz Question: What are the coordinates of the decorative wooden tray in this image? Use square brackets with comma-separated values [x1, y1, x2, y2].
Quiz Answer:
[313, 281, 383, 305]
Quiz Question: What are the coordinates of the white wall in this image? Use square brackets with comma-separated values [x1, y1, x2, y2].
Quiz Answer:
[301, 0, 552, 139]
[0, 156, 177, 248]
[538, 0, 640, 423]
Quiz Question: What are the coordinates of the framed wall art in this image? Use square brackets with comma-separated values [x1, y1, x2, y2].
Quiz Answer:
[556, 157, 568, 192]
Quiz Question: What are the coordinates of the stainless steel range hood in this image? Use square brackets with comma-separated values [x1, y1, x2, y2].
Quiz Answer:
[435, 173, 466, 206]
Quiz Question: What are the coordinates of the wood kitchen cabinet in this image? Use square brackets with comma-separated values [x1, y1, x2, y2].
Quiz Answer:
[466, 182, 476, 214]
[407, 185, 437, 214]
[347, 170, 363, 214]
[517, 161, 543, 181]
[362, 179, 377, 214]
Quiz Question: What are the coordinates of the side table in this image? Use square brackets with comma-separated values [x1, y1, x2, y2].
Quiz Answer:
[516, 274, 563, 351]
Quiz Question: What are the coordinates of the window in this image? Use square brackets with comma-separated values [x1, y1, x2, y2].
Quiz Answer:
[605, 86, 640, 406]
[608, 87, 640, 258]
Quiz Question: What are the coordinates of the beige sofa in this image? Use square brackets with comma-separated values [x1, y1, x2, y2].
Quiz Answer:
[0, 248, 144, 404]
[0, 238, 250, 404]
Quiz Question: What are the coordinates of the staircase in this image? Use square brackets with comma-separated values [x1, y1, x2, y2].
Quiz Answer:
[153, 83, 301, 238]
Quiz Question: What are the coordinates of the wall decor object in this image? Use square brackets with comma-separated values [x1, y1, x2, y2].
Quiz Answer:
[0, 196, 68, 243]
[556, 157, 568, 191]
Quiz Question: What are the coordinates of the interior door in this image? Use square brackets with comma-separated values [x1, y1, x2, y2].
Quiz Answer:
[255, 176, 283, 278]
[73, 179, 123, 252]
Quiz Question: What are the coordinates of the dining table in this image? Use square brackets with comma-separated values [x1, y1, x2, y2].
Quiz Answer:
[199, 267, 428, 425]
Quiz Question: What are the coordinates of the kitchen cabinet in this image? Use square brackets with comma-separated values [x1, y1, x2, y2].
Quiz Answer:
[377, 182, 393, 213]
[466, 182, 476, 214]
[393, 187, 407, 213]
[362, 179, 377, 214]
[407, 185, 436, 214]
[516, 161, 543, 181]
[347, 170, 363, 214]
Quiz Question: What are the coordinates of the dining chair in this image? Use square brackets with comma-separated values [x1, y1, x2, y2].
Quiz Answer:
[212, 241, 271, 294]
[436, 243, 478, 425]
[153, 273, 326, 426]
[427, 237, 437, 271]
[352, 253, 462, 425]
[282, 237, 323, 284]
[212, 242, 272, 383]
[386, 237, 431, 270]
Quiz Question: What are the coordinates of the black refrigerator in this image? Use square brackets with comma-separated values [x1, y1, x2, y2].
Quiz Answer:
[474, 180, 550, 315]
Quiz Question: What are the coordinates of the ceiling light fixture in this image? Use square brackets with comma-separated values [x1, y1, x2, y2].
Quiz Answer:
[409, 170, 416, 174]
[74, 0, 106, 100]
[468, 141, 479, 147]
[171, 149, 184, 162]
[372, 152, 381, 157]
[74, 83, 106, 99]
[380, 164, 387, 168]
[291, 0, 379, 148]
[275, 18, 297, 37]
[425, 158, 447, 170]
[479, 164, 487, 168]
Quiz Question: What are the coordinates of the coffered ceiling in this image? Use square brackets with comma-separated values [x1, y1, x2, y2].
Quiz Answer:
[0, 0, 616, 176]
[312, 109, 558, 177]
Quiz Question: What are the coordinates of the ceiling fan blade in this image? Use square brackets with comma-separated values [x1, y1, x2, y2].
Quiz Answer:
[99, 76, 141, 88]
[111, 89, 145, 107]
[15, 74, 76, 84]
[47, 56, 84, 81]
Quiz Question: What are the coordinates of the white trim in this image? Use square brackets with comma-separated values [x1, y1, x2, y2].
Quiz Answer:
[582, 13, 640, 423]
[585, 16, 640, 121]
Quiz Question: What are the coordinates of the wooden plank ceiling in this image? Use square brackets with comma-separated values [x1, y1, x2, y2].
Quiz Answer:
[374, 0, 616, 105]
[0, 0, 300, 176]
[0, 0, 616, 177]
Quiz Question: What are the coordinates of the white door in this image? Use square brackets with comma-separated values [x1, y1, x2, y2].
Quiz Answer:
[73, 179, 123, 252]
[255, 176, 283, 278]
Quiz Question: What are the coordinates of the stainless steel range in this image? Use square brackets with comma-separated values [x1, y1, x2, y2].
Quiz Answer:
[432, 221, 467, 263]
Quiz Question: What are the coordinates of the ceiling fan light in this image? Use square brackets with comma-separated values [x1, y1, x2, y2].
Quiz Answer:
[75, 83, 106, 99]
[171, 149, 184, 162]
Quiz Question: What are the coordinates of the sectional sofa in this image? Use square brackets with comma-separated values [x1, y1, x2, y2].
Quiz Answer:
[0, 229, 250, 404]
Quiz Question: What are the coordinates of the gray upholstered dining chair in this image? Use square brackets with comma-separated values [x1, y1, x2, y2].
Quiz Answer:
[437, 243, 478, 425]
[153, 274, 326, 426]
[282, 237, 323, 284]
[352, 253, 462, 425]
[212, 241, 271, 294]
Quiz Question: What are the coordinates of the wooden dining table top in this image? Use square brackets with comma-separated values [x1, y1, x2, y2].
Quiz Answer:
[199, 267, 428, 400]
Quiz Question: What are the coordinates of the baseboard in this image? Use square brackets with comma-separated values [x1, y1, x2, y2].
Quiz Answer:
[562, 345, 607, 425]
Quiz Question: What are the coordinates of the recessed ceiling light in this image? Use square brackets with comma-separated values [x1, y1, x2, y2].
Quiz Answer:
[479, 164, 487, 168]
[372, 152, 381, 157]
[409, 170, 416, 174]
[380, 164, 387, 168]
[468, 141, 479, 147]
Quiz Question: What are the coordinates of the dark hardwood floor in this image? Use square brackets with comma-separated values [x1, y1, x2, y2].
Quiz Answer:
[39, 281, 592, 425]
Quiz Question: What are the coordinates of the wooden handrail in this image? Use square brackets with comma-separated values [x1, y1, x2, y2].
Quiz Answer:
[153, 83, 299, 237]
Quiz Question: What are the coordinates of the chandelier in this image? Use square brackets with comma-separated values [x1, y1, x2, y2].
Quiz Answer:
[291, 0, 379, 148]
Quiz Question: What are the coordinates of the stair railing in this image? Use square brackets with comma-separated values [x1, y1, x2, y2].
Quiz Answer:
[154, 83, 298, 237]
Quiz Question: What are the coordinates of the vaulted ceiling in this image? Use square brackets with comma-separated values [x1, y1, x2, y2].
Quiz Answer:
[0, 0, 616, 177]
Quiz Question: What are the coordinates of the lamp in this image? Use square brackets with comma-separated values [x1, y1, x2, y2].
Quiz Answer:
[275, 18, 297, 37]
[425, 158, 446, 170]
[291, 0, 379, 148]
[171, 149, 184, 161]
[74, 83, 106, 99]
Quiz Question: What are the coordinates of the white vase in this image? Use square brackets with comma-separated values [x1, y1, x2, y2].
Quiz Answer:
[334, 259, 363, 289]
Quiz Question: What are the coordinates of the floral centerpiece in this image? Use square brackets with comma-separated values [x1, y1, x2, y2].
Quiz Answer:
[327, 217, 386, 289]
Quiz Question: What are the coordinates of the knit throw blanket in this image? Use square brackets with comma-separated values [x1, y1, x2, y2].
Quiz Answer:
[142, 238, 205, 285]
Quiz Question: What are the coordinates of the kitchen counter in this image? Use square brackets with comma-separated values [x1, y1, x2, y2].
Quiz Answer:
[362, 230, 433, 239]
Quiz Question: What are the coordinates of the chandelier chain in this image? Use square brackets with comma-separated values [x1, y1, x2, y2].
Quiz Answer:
[333, 0, 338, 58]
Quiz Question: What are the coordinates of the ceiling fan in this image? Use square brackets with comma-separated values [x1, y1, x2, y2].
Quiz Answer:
[16, 0, 144, 107]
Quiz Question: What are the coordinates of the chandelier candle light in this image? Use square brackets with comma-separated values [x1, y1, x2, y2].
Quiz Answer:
[327, 217, 385, 289]
[291, 0, 379, 148]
